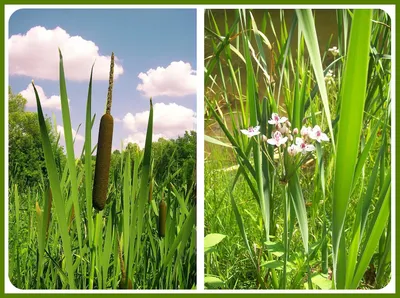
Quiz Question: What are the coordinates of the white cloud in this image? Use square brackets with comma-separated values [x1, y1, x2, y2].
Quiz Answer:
[137, 61, 196, 97]
[121, 103, 196, 148]
[57, 125, 84, 142]
[123, 132, 164, 149]
[19, 84, 68, 110]
[123, 102, 196, 136]
[9, 26, 124, 81]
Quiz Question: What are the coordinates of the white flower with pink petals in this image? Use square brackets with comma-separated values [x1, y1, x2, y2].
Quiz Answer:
[296, 137, 315, 154]
[309, 125, 329, 143]
[300, 126, 312, 138]
[267, 131, 288, 147]
[240, 126, 261, 138]
[268, 113, 288, 126]
[288, 144, 299, 156]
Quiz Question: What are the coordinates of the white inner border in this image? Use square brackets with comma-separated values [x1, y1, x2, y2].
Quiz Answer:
[4, 4, 396, 294]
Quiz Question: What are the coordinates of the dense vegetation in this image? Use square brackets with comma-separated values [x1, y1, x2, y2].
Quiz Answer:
[204, 9, 391, 290]
[8, 53, 196, 289]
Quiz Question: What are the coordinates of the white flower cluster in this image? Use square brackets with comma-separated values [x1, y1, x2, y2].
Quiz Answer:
[240, 113, 329, 157]
[325, 69, 336, 86]
[328, 46, 339, 57]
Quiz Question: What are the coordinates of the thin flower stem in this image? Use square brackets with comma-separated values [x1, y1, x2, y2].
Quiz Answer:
[258, 138, 277, 170]
[278, 146, 286, 178]
[285, 153, 314, 181]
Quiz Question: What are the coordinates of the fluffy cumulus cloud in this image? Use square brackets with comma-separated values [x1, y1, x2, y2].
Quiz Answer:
[137, 61, 196, 97]
[57, 125, 84, 142]
[19, 83, 68, 110]
[9, 26, 124, 81]
[123, 132, 165, 150]
[122, 103, 196, 148]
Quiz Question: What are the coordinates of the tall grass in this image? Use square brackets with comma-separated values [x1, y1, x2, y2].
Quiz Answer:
[205, 9, 391, 289]
[8, 51, 196, 289]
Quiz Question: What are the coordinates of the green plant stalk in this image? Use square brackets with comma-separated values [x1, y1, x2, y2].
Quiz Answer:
[83, 62, 95, 289]
[13, 185, 21, 289]
[123, 151, 131, 271]
[135, 99, 153, 269]
[282, 185, 289, 289]
[128, 152, 141, 279]
[376, 220, 391, 288]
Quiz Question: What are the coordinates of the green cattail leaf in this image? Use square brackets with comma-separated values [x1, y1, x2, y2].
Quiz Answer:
[58, 50, 83, 254]
[331, 9, 372, 289]
[33, 81, 76, 289]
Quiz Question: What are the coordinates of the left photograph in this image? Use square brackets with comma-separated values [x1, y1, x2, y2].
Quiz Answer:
[7, 8, 197, 290]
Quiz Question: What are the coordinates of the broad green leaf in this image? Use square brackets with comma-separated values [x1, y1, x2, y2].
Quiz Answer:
[204, 135, 233, 148]
[204, 233, 227, 251]
[330, 9, 372, 289]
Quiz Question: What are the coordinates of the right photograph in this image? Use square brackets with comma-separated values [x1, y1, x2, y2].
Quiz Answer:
[204, 9, 392, 290]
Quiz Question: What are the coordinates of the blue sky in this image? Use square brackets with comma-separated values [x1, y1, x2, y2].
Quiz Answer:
[8, 8, 197, 154]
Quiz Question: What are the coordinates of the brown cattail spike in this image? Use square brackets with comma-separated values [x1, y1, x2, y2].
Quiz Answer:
[93, 114, 114, 210]
[93, 53, 115, 211]
[159, 199, 167, 238]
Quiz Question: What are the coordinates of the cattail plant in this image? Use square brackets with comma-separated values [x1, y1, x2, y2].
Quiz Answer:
[93, 53, 115, 211]
[158, 199, 167, 238]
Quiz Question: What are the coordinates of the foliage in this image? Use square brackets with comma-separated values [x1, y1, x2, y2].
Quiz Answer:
[152, 131, 196, 188]
[8, 52, 197, 289]
[8, 87, 65, 187]
[204, 9, 391, 290]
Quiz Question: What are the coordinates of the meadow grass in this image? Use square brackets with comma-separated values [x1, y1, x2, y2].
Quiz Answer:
[8, 51, 197, 290]
[204, 9, 391, 290]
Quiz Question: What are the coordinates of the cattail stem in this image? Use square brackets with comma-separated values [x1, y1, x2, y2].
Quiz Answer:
[106, 53, 114, 115]
[117, 230, 132, 289]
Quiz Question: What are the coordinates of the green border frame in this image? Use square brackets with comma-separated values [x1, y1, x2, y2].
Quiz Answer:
[1, 1, 398, 296]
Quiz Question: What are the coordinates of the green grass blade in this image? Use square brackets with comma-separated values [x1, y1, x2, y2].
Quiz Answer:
[287, 173, 308, 254]
[85, 63, 95, 252]
[32, 82, 76, 289]
[296, 9, 335, 152]
[229, 190, 256, 269]
[351, 172, 390, 288]
[101, 208, 114, 288]
[345, 145, 383, 288]
[204, 135, 233, 148]
[58, 49, 83, 255]
[330, 9, 372, 289]
[123, 151, 131, 270]
[352, 121, 380, 191]
[135, 99, 153, 263]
